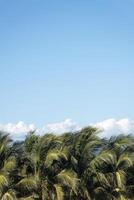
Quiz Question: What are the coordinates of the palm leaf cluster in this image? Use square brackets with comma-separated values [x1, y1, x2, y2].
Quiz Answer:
[0, 127, 134, 200]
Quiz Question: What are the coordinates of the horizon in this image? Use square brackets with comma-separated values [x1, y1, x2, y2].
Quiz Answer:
[0, 118, 134, 140]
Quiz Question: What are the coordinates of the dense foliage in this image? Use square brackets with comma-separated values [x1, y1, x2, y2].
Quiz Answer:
[0, 127, 134, 200]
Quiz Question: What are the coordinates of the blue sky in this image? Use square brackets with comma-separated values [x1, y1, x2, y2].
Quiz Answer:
[0, 0, 134, 128]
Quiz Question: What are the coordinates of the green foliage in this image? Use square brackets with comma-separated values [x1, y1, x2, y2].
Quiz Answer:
[0, 127, 133, 199]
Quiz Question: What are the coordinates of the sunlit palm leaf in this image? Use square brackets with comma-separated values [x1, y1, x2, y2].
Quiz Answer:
[17, 177, 37, 191]
[54, 184, 64, 200]
[0, 175, 8, 189]
[56, 170, 78, 192]
[45, 150, 68, 168]
[1, 189, 17, 200]
[3, 157, 16, 172]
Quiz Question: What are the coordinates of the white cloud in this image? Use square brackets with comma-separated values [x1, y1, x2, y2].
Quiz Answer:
[0, 121, 35, 140]
[0, 118, 134, 140]
[42, 119, 80, 134]
[93, 118, 134, 138]
[0, 119, 79, 140]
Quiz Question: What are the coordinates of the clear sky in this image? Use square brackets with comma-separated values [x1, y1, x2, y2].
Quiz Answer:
[0, 0, 134, 128]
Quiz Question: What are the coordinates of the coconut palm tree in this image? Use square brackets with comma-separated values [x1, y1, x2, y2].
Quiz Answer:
[86, 135, 134, 200]
[0, 127, 133, 200]
[15, 132, 78, 200]
[0, 131, 16, 200]
[62, 127, 103, 200]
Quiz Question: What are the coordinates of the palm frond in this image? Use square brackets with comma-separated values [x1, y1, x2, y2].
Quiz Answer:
[45, 149, 68, 168]
[54, 184, 64, 200]
[56, 170, 78, 192]
[0, 175, 8, 189]
[16, 177, 37, 191]
[1, 189, 17, 200]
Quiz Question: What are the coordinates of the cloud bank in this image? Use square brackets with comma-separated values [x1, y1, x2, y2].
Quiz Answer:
[42, 119, 80, 134]
[0, 121, 35, 140]
[0, 118, 134, 140]
[93, 118, 134, 138]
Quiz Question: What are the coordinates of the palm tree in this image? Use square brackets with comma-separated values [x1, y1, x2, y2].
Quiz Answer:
[15, 132, 78, 200]
[62, 127, 103, 200]
[0, 127, 133, 200]
[87, 135, 134, 200]
[0, 131, 16, 200]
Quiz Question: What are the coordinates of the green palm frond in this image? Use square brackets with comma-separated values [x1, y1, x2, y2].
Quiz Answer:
[1, 189, 17, 200]
[17, 177, 37, 191]
[18, 197, 35, 200]
[78, 185, 91, 200]
[0, 132, 12, 146]
[0, 175, 8, 189]
[54, 184, 64, 200]
[56, 170, 78, 192]
[95, 172, 110, 187]
[117, 153, 133, 169]
[73, 127, 99, 155]
[82, 140, 101, 156]
[3, 156, 16, 172]
[45, 149, 68, 168]
[115, 170, 126, 189]
[90, 150, 115, 170]
[108, 135, 133, 151]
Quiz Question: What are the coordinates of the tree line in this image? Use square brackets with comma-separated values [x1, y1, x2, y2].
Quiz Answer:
[0, 127, 134, 200]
